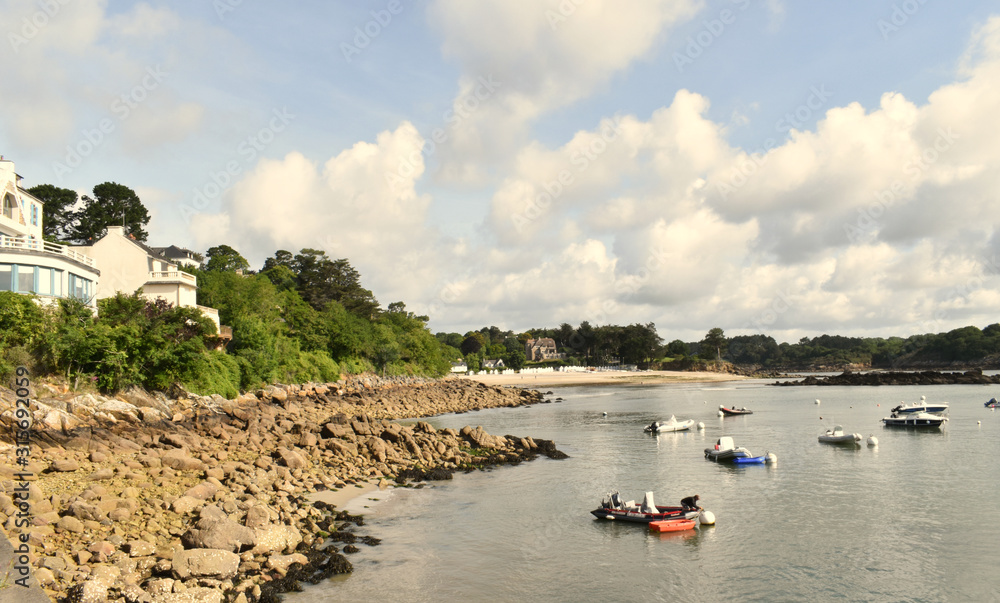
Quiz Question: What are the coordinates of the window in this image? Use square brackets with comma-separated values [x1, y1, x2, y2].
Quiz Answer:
[16, 265, 35, 293]
[37, 267, 52, 295]
[52, 269, 62, 297]
[30, 204, 38, 226]
[68, 273, 92, 301]
[0, 264, 11, 291]
[2, 194, 15, 219]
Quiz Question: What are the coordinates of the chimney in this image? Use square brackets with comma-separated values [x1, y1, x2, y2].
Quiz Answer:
[107, 226, 126, 237]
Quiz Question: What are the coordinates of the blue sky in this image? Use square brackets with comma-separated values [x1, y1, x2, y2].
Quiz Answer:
[2, 1, 999, 341]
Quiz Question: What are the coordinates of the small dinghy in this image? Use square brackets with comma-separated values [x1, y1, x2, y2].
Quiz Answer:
[591, 491, 700, 523]
[819, 425, 862, 445]
[644, 415, 695, 433]
[719, 405, 753, 416]
[704, 437, 773, 464]
[649, 519, 697, 533]
[986, 398, 999, 409]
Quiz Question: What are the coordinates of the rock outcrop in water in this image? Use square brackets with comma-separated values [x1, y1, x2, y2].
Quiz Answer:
[0, 376, 565, 602]
[774, 369, 1000, 386]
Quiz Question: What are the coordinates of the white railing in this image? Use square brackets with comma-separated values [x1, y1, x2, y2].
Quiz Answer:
[197, 304, 221, 331]
[148, 270, 197, 285]
[0, 234, 97, 268]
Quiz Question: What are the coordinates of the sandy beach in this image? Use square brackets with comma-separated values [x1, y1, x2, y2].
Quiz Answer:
[463, 369, 747, 388]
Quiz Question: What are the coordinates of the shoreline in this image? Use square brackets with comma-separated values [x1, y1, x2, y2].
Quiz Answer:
[0, 376, 567, 602]
[463, 369, 748, 388]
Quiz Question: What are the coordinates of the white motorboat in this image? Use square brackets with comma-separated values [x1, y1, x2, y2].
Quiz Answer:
[882, 412, 948, 428]
[644, 415, 695, 433]
[818, 425, 862, 444]
[890, 396, 949, 416]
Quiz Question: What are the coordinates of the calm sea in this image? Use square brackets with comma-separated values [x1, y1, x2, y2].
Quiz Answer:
[285, 380, 1000, 602]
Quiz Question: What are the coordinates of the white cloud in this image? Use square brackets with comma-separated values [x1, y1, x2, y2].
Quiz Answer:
[426, 0, 701, 183]
[192, 123, 448, 304]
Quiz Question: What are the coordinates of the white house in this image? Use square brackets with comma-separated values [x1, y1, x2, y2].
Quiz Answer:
[75, 227, 220, 331]
[0, 158, 101, 310]
[1, 157, 221, 333]
[152, 245, 203, 269]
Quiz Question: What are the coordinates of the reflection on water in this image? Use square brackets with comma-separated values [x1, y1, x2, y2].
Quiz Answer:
[286, 382, 1000, 603]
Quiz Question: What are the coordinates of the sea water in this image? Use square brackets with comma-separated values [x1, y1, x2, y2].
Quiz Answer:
[285, 380, 1000, 602]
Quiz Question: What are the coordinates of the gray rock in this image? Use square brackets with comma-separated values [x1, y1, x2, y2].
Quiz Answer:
[127, 540, 156, 557]
[66, 580, 108, 603]
[56, 516, 84, 533]
[171, 549, 240, 580]
[181, 513, 255, 552]
[50, 459, 81, 472]
[151, 587, 223, 602]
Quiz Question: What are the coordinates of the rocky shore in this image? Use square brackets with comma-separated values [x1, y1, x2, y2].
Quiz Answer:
[774, 369, 1000, 386]
[0, 375, 566, 602]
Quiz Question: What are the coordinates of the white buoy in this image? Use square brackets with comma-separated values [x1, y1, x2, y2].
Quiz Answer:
[977, 420, 981, 425]
[602, 411, 607, 416]
[699, 510, 716, 525]
[718, 410, 724, 417]
[765, 452, 777, 463]
[697, 422, 705, 430]
[921, 395, 926, 401]
[867, 435, 878, 447]
[815, 399, 821, 405]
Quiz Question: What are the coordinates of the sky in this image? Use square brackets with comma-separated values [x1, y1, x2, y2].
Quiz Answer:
[2, 0, 999, 342]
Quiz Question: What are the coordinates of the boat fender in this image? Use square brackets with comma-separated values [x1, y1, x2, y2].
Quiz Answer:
[604, 515, 614, 520]
[699, 510, 716, 525]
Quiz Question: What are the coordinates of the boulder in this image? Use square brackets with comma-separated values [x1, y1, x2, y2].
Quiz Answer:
[171, 548, 240, 580]
[151, 587, 224, 603]
[252, 524, 302, 554]
[276, 447, 308, 469]
[266, 552, 308, 576]
[50, 459, 80, 472]
[161, 450, 206, 472]
[182, 512, 256, 552]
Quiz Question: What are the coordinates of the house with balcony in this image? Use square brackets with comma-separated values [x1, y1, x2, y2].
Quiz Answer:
[524, 338, 565, 362]
[75, 227, 221, 332]
[152, 245, 203, 269]
[0, 158, 101, 310]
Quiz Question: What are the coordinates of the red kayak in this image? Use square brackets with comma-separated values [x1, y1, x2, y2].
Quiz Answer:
[649, 519, 697, 533]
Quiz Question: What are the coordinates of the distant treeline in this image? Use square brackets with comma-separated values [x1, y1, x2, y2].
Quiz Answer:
[443, 322, 1000, 370]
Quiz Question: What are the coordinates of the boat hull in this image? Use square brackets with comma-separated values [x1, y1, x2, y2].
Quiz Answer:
[591, 506, 699, 523]
[819, 434, 861, 444]
[646, 420, 695, 433]
[649, 519, 696, 533]
[732, 455, 768, 464]
[704, 447, 752, 462]
[882, 415, 947, 428]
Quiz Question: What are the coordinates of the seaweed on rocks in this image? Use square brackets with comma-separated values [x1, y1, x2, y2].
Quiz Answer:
[256, 546, 354, 603]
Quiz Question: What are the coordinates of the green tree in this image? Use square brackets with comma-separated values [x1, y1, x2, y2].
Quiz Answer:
[701, 327, 727, 362]
[666, 339, 689, 357]
[460, 332, 485, 355]
[204, 244, 250, 272]
[504, 349, 526, 371]
[26, 184, 78, 240]
[69, 182, 150, 243]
